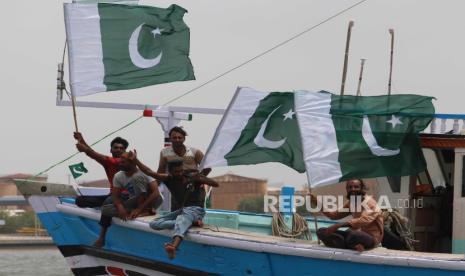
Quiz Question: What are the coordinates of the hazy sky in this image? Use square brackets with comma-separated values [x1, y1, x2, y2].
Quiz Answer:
[1, 0, 464, 188]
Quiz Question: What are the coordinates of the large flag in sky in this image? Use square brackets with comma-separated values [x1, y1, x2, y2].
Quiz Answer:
[201, 87, 434, 187]
[64, 3, 195, 97]
[201, 88, 306, 173]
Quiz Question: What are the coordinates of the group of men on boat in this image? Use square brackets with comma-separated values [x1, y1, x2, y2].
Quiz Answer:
[73, 127, 218, 259]
[73, 127, 386, 258]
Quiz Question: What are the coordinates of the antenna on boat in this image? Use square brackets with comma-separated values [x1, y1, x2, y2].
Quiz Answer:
[356, 58, 366, 96]
[340, 20, 354, 95]
[388, 28, 394, 95]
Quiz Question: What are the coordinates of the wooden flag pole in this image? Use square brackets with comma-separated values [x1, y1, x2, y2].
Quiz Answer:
[388, 28, 394, 95]
[71, 93, 79, 133]
[307, 188, 320, 244]
[340, 20, 355, 95]
[356, 58, 366, 96]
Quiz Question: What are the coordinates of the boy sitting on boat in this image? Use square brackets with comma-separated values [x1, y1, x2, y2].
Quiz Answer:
[94, 151, 164, 247]
[314, 179, 384, 252]
[133, 151, 219, 259]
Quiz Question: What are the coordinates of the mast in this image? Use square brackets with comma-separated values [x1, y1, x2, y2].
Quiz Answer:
[356, 58, 366, 96]
[388, 28, 394, 95]
[340, 20, 355, 95]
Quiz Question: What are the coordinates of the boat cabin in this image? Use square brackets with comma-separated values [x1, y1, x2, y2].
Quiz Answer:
[376, 115, 465, 253]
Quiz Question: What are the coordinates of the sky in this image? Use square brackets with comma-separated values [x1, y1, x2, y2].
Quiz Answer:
[1, 0, 465, 189]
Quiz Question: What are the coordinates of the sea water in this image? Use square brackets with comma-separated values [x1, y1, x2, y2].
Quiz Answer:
[0, 247, 72, 276]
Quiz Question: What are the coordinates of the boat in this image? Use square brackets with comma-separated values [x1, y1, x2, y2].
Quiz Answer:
[13, 1, 465, 275]
[13, 114, 465, 275]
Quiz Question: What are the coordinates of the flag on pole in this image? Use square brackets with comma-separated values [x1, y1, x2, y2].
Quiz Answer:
[201, 87, 434, 187]
[201, 87, 305, 173]
[69, 162, 89, 179]
[64, 3, 195, 97]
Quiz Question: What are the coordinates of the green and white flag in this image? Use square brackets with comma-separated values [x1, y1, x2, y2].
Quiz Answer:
[201, 87, 305, 173]
[69, 162, 89, 179]
[64, 3, 195, 96]
[201, 87, 434, 187]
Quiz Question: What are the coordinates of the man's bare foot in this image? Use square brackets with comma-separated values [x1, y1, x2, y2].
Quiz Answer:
[164, 243, 176, 260]
[192, 220, 204, 227]
[139, 209, 156, 217]
[93, 238, 105, 248]
[354, 244, 365, 252]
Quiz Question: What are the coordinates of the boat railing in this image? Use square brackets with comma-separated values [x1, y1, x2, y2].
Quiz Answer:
[427, 114, 465, 135]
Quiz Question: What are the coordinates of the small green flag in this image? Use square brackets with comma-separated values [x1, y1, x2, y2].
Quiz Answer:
[69, 162, 89, 179]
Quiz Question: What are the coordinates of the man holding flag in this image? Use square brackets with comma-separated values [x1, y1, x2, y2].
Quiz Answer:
[73, 132, 129, 208]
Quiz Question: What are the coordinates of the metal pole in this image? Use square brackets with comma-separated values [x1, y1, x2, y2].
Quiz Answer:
[356, 59, 366, 96]
[388, 29, 394, 95]
[340, 20, 355, 95]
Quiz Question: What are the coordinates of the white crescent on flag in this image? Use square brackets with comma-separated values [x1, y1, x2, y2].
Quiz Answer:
[362, 115, 400, 156]
[129, 23, 163, 69]
[253, 106, 287, 149]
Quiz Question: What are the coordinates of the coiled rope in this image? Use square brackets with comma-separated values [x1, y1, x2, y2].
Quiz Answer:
[271, 212, 312, 240]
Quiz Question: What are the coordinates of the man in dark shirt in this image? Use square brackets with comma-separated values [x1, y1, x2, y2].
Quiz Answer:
[134, 153, 218, 259]
[73, 132, 129, 207]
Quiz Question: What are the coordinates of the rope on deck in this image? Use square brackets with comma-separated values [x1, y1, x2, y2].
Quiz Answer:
[271, 212, 311, 240]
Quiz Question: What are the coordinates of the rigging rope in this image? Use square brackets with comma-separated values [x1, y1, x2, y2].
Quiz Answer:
[162, 0, 369, 106]
[22, 115, 144, 183]
[40, 1, 368, 185]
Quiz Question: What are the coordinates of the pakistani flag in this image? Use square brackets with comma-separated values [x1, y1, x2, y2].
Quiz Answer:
[64, 3, 195, 97]
[202, 87, 434, 187]
[201, 87, 305, 173]
[69, 162, 89, 179]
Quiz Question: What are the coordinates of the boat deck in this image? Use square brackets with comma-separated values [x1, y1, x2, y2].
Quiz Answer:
[137, 215, 465, 262]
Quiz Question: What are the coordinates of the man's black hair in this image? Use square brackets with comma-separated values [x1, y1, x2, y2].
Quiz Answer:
[346, 179, 367, 190]
[169, 126, 187, 137]
[168, 159, 183, 171]
[111, 137, 129, 149]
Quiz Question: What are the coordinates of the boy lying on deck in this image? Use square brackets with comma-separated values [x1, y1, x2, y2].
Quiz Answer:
[133, 151, 219, 259]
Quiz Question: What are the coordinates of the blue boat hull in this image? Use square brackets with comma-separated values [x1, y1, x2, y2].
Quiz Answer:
[39, 209, 465, 276]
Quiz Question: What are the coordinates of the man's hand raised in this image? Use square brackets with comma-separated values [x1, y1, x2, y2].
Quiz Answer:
[73, 132, 84, 142]
[76, 142, 88, 153]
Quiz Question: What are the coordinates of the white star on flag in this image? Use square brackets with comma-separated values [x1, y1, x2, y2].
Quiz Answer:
[387, 115, 403, 128]
[283, 109, 295, 121]
[151, 27, 164, 37]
